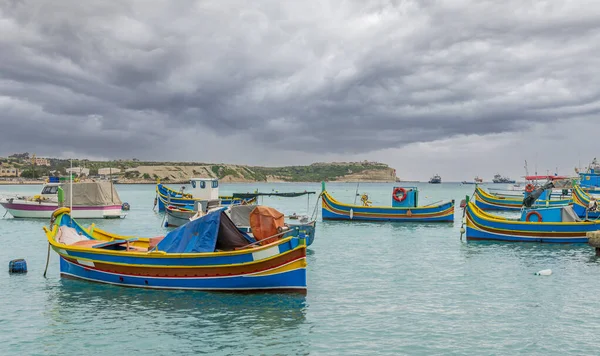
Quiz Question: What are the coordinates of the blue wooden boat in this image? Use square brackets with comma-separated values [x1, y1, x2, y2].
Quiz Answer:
[43, 207, 308, 292]
[473, 186, 570, 211]
[321, 183, 454, 222]
[155, 179, 255, 211]
[465, 200, 599, 243]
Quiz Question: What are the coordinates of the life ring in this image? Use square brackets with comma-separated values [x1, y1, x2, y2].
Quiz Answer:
[525, 210, 543, 222]
[525, 184, 535, 193]
[52, 207, 71, 218]
[393, 187, 407, 202]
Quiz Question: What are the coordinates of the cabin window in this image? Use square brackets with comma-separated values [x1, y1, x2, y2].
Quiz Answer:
[212, 180, 218, 188]
[191, 180, 196, 188]
[200, 181, 206, 189]
[42, 186, 59, 194]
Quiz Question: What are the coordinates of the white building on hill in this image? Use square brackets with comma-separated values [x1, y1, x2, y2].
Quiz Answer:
[66, 167, 90, 176]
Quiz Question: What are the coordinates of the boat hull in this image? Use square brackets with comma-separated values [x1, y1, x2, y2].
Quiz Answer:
[165, 207, 194, 227]
[465, 202, 596, 243]
[59, 257, 306, 291]
[321, 191, 454, 222]
[0, 201, 123, 219]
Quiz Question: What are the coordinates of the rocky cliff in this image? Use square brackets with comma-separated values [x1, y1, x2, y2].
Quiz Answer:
[116, 162, 397, 183]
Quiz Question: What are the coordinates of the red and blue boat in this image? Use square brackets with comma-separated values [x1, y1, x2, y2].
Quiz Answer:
[43, 206, 307, 292]
[465, 200, 598, 243]
[321, 183, 454, 222]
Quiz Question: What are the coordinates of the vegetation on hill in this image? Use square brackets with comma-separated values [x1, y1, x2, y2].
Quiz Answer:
[1, 153, 396, 182]
[250, 162, 391, 182]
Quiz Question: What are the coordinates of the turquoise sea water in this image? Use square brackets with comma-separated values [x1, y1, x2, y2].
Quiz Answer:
[1, 182, 600, 355]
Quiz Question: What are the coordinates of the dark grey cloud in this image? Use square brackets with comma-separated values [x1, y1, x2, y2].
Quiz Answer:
[1, 0, 600, 161]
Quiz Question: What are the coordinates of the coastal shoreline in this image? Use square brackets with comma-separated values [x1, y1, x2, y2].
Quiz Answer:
[0, 179, 401, 186]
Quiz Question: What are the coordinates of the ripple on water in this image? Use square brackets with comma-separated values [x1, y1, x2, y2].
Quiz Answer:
[1, 183, 600, 355]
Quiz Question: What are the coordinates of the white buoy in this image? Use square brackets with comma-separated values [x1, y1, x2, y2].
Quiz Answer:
[349, 208, 354, 220]
[535, 269, 552, 276]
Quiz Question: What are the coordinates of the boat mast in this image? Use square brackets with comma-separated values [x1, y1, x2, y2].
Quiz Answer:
[110, 167, 113, 203]
[69, 159, 73, 212]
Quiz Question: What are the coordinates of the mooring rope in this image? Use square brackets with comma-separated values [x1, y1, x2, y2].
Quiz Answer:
[43, 242, 51, 278]
[310, 192, 323, 221]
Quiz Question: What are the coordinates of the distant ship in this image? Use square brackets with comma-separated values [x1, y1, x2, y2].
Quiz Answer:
[429, 174, 442, 184]
[492, 174, 516, 184]
[462, 176, 483, 185]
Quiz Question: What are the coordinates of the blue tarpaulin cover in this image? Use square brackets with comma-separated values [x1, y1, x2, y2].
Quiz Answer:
[156, 208, 255, 253]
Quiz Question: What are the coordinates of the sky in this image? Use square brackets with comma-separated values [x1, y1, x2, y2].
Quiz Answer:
[1, 0, 599, 181]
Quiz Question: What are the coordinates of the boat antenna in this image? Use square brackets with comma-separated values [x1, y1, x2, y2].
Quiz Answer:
[353, 182, 360, 205]
[110, 166, 113, 203]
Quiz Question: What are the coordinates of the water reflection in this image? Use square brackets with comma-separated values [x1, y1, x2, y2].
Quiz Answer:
[461, 239, 592, 261]
[321, 219, 454, 230]
[49, 279, 306, 325]
[42, 280, 309, 354]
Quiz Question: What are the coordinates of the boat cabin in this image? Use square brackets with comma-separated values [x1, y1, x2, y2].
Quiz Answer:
[40, 183, 61, 197]
[391, 186, 418, 208]
[189, 178, 219, 201]
[520, 205, 581, 223]
[580, 170, 600, 189]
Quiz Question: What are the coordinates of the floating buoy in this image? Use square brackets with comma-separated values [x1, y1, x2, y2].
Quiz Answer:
[535, 269, 552, 276]
[9, 259, 27, 274]
[122, 202, 131, 211]
[460, 199, 467, 208]
[164, 221, 169, 228]
[460, 227, 465, 234]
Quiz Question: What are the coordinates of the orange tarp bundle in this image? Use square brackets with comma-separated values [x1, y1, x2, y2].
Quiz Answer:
[249, 206, 285, 245]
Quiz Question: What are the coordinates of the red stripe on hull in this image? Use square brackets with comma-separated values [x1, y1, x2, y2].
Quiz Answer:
[62, 248, 307, 278]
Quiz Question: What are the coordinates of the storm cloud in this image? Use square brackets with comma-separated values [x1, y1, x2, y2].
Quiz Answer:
[1, 0, 599, 177]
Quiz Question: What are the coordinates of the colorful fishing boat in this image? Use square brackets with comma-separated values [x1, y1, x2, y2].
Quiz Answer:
[0, 181, 125, 219]
[473, 186, 570, 211]
[576, 158, 600, 194]
[321, 183, 454, 222]
[464, 200, 598, 243]
[155, 178, 256, 211]
[572, 184, 600, 219]
[43, 206, 308, 292]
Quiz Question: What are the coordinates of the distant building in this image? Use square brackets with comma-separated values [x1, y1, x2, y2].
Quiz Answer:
[66, 167, 90, 176]
[35, 158, 50, 166]
[98, 168, 121, 175]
